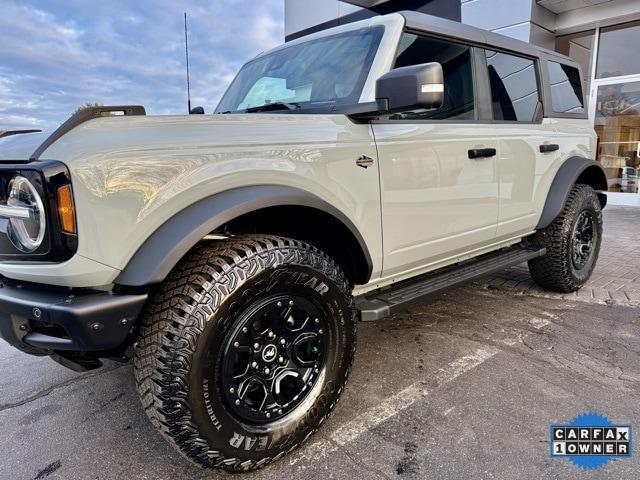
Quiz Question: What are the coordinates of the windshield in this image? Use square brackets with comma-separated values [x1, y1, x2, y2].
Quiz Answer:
[215, 26, 384, 113]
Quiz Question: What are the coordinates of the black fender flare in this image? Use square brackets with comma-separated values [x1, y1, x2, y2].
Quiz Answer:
[115, 185, 373, 287]
[536, 156, 608, 229]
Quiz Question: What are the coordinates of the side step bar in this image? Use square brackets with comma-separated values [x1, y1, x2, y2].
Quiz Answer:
[356, 245, 545, 321]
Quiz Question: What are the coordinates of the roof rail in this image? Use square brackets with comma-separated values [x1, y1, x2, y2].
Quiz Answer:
[31, 105, 146, 160]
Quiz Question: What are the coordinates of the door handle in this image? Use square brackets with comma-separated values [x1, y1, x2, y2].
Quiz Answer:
[539, 143, 560, 153]
[468, 148, 497, 159]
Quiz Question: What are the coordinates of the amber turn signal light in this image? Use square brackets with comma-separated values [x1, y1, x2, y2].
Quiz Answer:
[57, 185, 76, 234]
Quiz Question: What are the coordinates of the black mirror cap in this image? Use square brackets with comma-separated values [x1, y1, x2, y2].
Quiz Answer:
[190, 106, 205, 114]
[375, 62, 444, 114]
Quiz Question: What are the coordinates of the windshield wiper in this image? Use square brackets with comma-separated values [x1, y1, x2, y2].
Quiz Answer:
[244, 102, 301, 113]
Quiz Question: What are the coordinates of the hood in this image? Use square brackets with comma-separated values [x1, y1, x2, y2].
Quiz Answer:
[0, 106, 146, 163]
[41, 113, 345, 164]
[0, 131, 50, 162]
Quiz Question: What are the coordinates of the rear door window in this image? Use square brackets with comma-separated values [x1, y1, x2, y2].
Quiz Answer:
[485, 50, 541, 122]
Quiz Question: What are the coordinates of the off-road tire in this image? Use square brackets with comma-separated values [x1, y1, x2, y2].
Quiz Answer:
[528, 184, 603, 293]
[134, 235, 356, 473]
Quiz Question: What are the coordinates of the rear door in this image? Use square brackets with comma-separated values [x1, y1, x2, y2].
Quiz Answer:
[373, 33, 500, 279]
[483, 49, 559, 238]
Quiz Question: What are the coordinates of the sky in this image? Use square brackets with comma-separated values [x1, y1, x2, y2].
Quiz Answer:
[0, 0, 284, 131]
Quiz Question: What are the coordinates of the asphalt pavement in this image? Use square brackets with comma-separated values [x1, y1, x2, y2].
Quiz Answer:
[1, 283, 639, 480]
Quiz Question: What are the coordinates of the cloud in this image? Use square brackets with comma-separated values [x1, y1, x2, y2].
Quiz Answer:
[0, 0, 284, 131]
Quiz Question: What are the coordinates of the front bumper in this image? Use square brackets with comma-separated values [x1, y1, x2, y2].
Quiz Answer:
[0, 276, 147, 356]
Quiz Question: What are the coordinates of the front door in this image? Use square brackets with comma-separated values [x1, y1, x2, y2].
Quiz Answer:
[373, 33, 499, 279]
[374, 123, 499, 278]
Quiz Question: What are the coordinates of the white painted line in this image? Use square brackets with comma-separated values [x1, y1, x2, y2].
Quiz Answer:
[431, 347, 498, 388]
[288, 438, 336, 466]
[529, 317, 551, 330]
[330, 346, 498, 446]
[330, 383, 424, 446]
[290, 346, 497, 466]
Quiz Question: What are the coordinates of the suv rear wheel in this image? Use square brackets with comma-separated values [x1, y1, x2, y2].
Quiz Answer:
[134, 235, 356, 472]
[528, 184, 603, 292]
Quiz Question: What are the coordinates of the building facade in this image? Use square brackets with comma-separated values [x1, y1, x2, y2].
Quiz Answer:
[285, 0, 640, 204]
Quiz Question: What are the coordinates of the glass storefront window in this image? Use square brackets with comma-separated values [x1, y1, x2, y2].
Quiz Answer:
[555, 30, 595, 94]
[596, 20, 640, 79]
[595, 81, 640, 193]
[557, 22, 640, 197]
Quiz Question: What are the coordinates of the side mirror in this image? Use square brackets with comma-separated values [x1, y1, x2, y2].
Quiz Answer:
[375, 62, 444, 114]
[190, 106, 205, 114]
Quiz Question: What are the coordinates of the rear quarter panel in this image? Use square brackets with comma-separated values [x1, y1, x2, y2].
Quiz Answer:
[534, 117, 596, 225]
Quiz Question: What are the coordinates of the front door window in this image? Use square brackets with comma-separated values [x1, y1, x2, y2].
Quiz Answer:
[594, 81, 640, 193]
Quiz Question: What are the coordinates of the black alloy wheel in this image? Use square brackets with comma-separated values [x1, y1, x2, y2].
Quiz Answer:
[219, 295, 329, 423]
[571, 210, 596, 270]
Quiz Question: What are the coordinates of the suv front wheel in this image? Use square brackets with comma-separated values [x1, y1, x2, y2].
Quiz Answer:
[528, 184, 603, 293]
[134, 235, 356, 472]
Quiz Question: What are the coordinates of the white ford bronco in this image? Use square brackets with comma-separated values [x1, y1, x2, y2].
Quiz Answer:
[0, 11, 607, 473]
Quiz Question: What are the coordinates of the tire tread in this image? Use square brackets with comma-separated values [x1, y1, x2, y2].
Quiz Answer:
[134, 235, 356, 472]
[528, 184, 602, 293]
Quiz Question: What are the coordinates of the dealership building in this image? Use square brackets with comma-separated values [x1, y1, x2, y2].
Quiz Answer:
[285, 0, 640, 205]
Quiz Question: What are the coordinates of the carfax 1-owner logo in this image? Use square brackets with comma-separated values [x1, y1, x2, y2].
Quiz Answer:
[550, 412, 633, 469]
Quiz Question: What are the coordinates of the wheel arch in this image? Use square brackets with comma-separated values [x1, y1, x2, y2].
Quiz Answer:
[115, 186, 373, 287]
[536, 156, 608, 230]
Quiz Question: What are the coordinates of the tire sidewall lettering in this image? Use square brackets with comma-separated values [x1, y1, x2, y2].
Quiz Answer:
[192, 260, 353, 457]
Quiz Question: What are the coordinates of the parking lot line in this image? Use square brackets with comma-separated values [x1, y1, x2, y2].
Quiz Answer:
[290, 346, 498, 465]
[289, 310, 561, 467]
[332, 346, 498, 446]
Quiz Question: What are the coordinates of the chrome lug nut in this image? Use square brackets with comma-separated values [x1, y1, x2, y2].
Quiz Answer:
[268, 331, 275, 339]
[278, 409, 283, 415]
[318, 329, 323, 334]
[235, 399, 241, 406]
[253, 342, 260, 350]
[289, 300, 294, 306]
[280, 338, 286, 346]
[278, 356, 285, 364]
[233, 341, 240, 348]
[277, 301, 283, 307]
[266, 412, 271, 418]
[314, 318, 319, 324]
[229, 388, 235, 394]
[251, 361, 258, 369]
[263, 367, 271, 375]
[242, 327, 248, 333]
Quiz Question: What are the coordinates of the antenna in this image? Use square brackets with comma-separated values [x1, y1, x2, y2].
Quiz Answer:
[184, 12, 192, 113]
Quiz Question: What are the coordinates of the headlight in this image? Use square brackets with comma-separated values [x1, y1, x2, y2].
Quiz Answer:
[6, 175, 46, 252]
